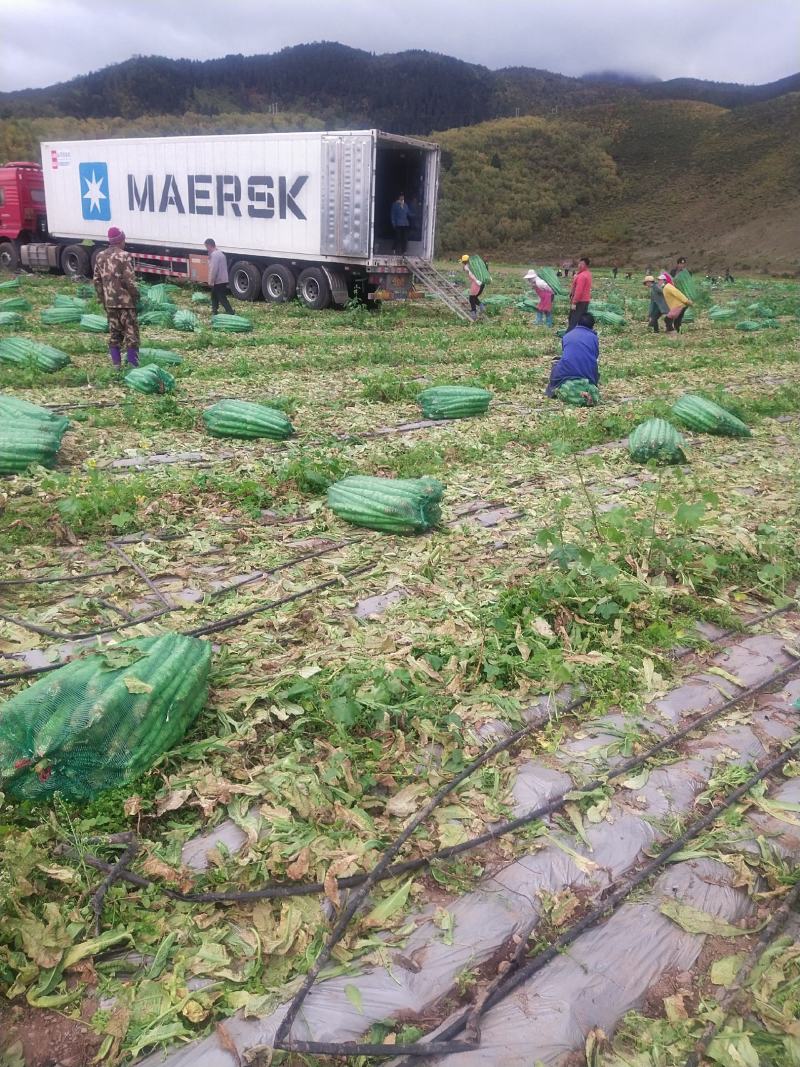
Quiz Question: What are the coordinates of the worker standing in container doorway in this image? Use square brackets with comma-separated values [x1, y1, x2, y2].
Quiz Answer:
[391, 193, 411, 256]
[205, 238, 234, 315]
[93, 226, 139, 369]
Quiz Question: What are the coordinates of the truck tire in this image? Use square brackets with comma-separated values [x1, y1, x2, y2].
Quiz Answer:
[262, 263, 296, 303]
[0, 241, 19, 272]
[61, 244, 90, 278]
[229, 260, 261, 301]
[297, 267, 331, 311]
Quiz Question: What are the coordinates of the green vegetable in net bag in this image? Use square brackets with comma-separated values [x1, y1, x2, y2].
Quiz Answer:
[139, 347, 184, 367]
[328, 475, 444, 535]
[173, 309, 201, 332]
[418, 386, 492, 420]
[212, 314, 252, 332]
[124, 365, 176, 394]
[0, 634, 211, 801]
[628, 418, 687, 465]
[555, 378, 600, 407]
[80, 313, 108, 333]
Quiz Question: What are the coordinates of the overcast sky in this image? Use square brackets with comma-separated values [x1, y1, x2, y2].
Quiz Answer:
[1, 0, 798, 92]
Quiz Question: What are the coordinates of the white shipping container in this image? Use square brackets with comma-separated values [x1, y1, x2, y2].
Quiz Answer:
[40, 130, 439, 265]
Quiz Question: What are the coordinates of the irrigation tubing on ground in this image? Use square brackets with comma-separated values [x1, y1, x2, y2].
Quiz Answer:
[684, 878, 800, 1067]
[389, 736, 800, 1065]
[146, 655, 800, 906]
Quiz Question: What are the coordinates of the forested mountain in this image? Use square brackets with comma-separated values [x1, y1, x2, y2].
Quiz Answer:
[0, 44, 795, 130]
[0, 44, 797, 270]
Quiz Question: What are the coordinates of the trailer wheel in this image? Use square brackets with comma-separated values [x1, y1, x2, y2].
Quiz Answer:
[61, 244, 90, 278]
[297, 267, 331, 311]
[0, 241, 19, 272]
[229, 260, 261, 301]
[262, 263, 296, 303]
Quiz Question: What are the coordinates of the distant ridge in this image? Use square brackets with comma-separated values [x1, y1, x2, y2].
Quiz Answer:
[0, 43, 797, 129]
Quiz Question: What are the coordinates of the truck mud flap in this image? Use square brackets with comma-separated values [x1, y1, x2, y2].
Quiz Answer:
[320, 266, 349, 308]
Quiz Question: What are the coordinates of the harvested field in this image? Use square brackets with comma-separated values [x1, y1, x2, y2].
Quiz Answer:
[0, 265, 799, 1066]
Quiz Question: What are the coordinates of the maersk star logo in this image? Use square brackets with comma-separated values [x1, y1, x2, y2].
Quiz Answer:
[79, 162, 111, 221]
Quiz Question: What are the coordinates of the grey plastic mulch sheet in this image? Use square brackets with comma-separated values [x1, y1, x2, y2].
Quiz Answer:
[135, 647, 798, 1067]
[416, 860, 752, 1067]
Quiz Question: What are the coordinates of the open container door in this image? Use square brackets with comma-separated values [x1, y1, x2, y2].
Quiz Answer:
[372, 132, 439, 261]
[320, 133, 373, 259]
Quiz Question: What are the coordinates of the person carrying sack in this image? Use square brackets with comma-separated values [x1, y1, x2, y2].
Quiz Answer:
[660, 272, 692, 335]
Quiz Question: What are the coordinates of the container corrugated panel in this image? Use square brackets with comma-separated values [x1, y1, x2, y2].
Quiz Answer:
[321, 135, 372, 257]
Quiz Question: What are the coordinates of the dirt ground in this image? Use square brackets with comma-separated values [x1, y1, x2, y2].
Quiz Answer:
[0, 1002, 101, 1067]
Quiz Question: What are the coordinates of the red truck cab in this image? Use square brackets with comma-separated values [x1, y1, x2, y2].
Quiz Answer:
[0, 161, 47, 270]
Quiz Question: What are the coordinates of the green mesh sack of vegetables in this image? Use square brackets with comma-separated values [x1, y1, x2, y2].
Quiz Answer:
[139, 308, 177, 327]
[746, 302, 774, 318]
[762, 318, 781, 328]
[173, 309, 201, 332]
[41, 306, 82, 325]
[682, 308, 695, 323]
[140, 282, 179, 308]
[555, 378, 600, 407]
[0, 277, 21, 291]
[418, 385, 492, 420]
[139, 347, 184, 367]
[736, 320, 762, 331]
[125, 365, 176, 394]
[191, 291, 211, 303]
[0, 395, 69, 435]
[76, 284, 95, 299]
[80, 313, 108, 333]
[0, 337, 70, 371]
[673, 270, 698, 301]
[516, 296, 539, 311]
[0, 297, 32, 312]
[532, 267, 566, 298]
[671, 394, 751, 437]
[328, 475, 444, 535]
[467, 255, 491, 284]
[481, 295, 516, 307]
[708, 307, 735, 320]
[203, 399, 294, 440]
[628, 418, 687, 465]
[0, 311, 24, 327]
[52, 294, 87, 309]
[0, 423, 65, 475]
[590, 309, 626, 327]
[0, 634, 211, 801]
[212, 313, 252, 332]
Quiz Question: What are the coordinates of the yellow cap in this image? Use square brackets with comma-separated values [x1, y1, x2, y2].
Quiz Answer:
[461, 254, 470, 262]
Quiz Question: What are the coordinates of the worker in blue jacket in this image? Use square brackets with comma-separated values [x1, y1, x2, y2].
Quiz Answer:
[545, 313, 600, 397]
[391, 193, 411, 255]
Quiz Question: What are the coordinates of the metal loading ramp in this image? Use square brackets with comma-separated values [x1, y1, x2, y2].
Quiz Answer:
[405, 257, 475, 321]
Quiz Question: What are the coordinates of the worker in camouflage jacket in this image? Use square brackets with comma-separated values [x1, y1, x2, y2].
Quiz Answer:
[93, 226, 140, 368]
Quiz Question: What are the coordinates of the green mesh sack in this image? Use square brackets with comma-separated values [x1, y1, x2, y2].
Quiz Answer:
[736, 320, 762, 331]
[0, 395, 70, 435]
[0, 634, 211, 801]
[0, 297, 32, 313]
[0, 278, 21, 291]
[746, 302, 774, 318]
[212, 313, 252, 332]
[124, 365, 176, 394]
[0, 337, 70, 371]
[41, 306, 82, 325]
[555, 378, 600, 407]
[76, 284, 95, 299]
[52, 295, 88, 309]
[140, 282, 179, 308]
[80, 313, 108, 333]
[173, 309, 201, 332]
[673, 270, 698, 301]
[328, 475, 444, 535]
[671, 394, 751, 438]
[139, 347, 184, 367]
[418, 386, 492, 420]
[139, 308, 177, 327]
[203, 399, 294, 440]
[191, 291, 211, 303]
[590, 309, 626, 327]
[481, 295, 516, 307]
[0, 423, 65, 475]
[0, 312, 24, 327]
[531, 267, 565, 298]
[762, 318, 781, 328]
[516, 296, 539, 311]
[628, 418, 687, 465]
[468, 255, 491, 285]
[708, 307, 735, 320]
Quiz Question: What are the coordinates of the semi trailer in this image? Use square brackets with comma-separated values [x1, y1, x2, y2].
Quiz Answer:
[0, 129, 444, 310]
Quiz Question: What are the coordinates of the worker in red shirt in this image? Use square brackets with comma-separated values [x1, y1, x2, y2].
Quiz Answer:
[568, 256, 592, 331]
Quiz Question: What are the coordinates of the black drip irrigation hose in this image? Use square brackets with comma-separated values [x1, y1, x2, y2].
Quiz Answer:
[389, 736, 800, 1066]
